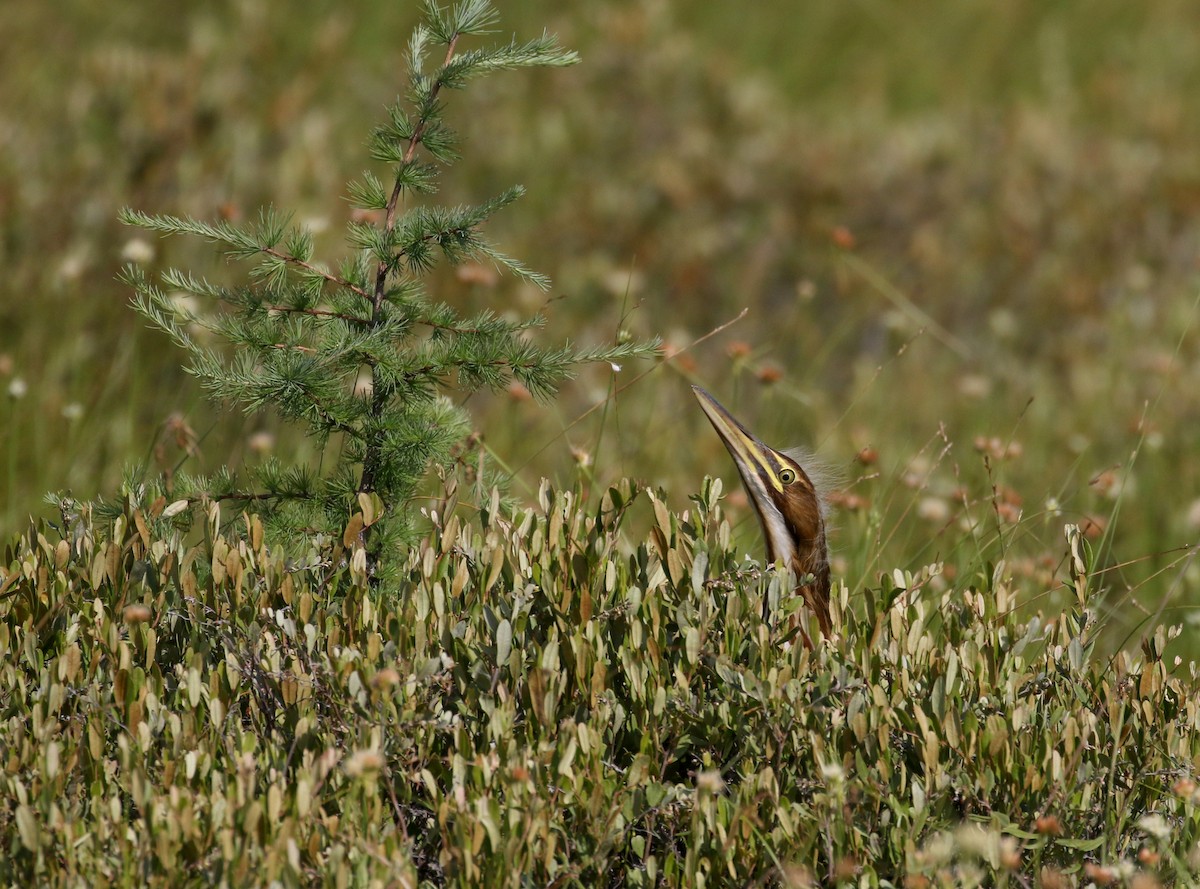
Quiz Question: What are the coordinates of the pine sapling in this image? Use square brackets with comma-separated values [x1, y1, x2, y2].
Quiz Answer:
[119, 0, 656, 585]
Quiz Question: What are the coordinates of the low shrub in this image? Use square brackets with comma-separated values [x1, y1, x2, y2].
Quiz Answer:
[1, 479, 1197, 886]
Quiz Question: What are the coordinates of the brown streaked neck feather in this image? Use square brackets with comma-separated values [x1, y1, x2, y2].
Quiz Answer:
[765, 463, 832, 639]
[690, 385, 834, 641]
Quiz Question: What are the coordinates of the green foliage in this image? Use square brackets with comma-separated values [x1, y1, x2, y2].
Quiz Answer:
[117, 1, 654, 577]
[2, 481, 1197, 886]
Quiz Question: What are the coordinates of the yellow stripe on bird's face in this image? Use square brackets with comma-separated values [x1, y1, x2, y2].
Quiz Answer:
[691, 386, 793, 496]
[691, 385, 833, 639]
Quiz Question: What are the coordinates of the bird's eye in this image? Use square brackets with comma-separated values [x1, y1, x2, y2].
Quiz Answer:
[779, 468, 796, 485]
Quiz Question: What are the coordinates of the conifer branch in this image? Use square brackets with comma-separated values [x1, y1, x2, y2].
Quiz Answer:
[207, 490, 300, 502]
[264, 304, 368, 324]
[261, 247, 375, 302]
[300, 396, 361, 440]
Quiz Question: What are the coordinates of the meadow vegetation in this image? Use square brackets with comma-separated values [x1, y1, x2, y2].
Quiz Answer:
[4, 478, 1200, 885]
[2, 0, 1200, 885]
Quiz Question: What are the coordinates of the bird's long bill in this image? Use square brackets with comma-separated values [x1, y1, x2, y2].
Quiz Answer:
[691, 386, 780, 496]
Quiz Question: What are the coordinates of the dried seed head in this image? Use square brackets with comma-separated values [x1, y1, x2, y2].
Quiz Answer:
[123, 604, 153, 624]
[1034, 815, 1062, 836]
[344, 749, 384, 777]
[371, 668, 401, 689]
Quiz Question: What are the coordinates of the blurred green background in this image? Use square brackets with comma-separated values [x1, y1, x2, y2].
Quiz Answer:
[3, 0, 1199, 650]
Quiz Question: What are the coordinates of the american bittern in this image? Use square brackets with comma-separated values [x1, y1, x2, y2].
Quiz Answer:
[692, 385, 832, 638]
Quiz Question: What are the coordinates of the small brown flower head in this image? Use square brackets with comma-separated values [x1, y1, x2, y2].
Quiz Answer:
[507, 381, 532, 402]
[344, 749, 384, 778]
[856, 446, 879, 466]
[995, 502, 1022, 524]
[1080, 515, 1108, 540]
[996, 485, 1023, 507]
[1038, 867, 1067, 889]
[957, 374, 992, 399]
[1034, 815, 1062, 836]
[828, 491, 868, 512]
[247, 431, 276, 455]
[755, 364, 783, 385]
[831, 225, 856, 250]
[998, 836, 1021, 869]
[725, 340, 752, 360]
[973, 436, 1022, 461]
[1083, 863, 1117, 886]
[456, 262, 500, 288]
[371, 668, 401, 689]
[660, 342, 697, 373]
[121, 238, 156, 264]
[1090, 468, 1120, 496]
[832, 856, 858, 880]
[165, 413, 200, 457]
[917, 497, 951, 524]
[123, 604, 153, 624]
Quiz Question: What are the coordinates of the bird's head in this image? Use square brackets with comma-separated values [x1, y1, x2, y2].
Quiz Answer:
[692, 385, 832, 634]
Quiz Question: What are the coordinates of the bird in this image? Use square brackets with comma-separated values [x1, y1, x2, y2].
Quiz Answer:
[691, 385, 832, 640]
